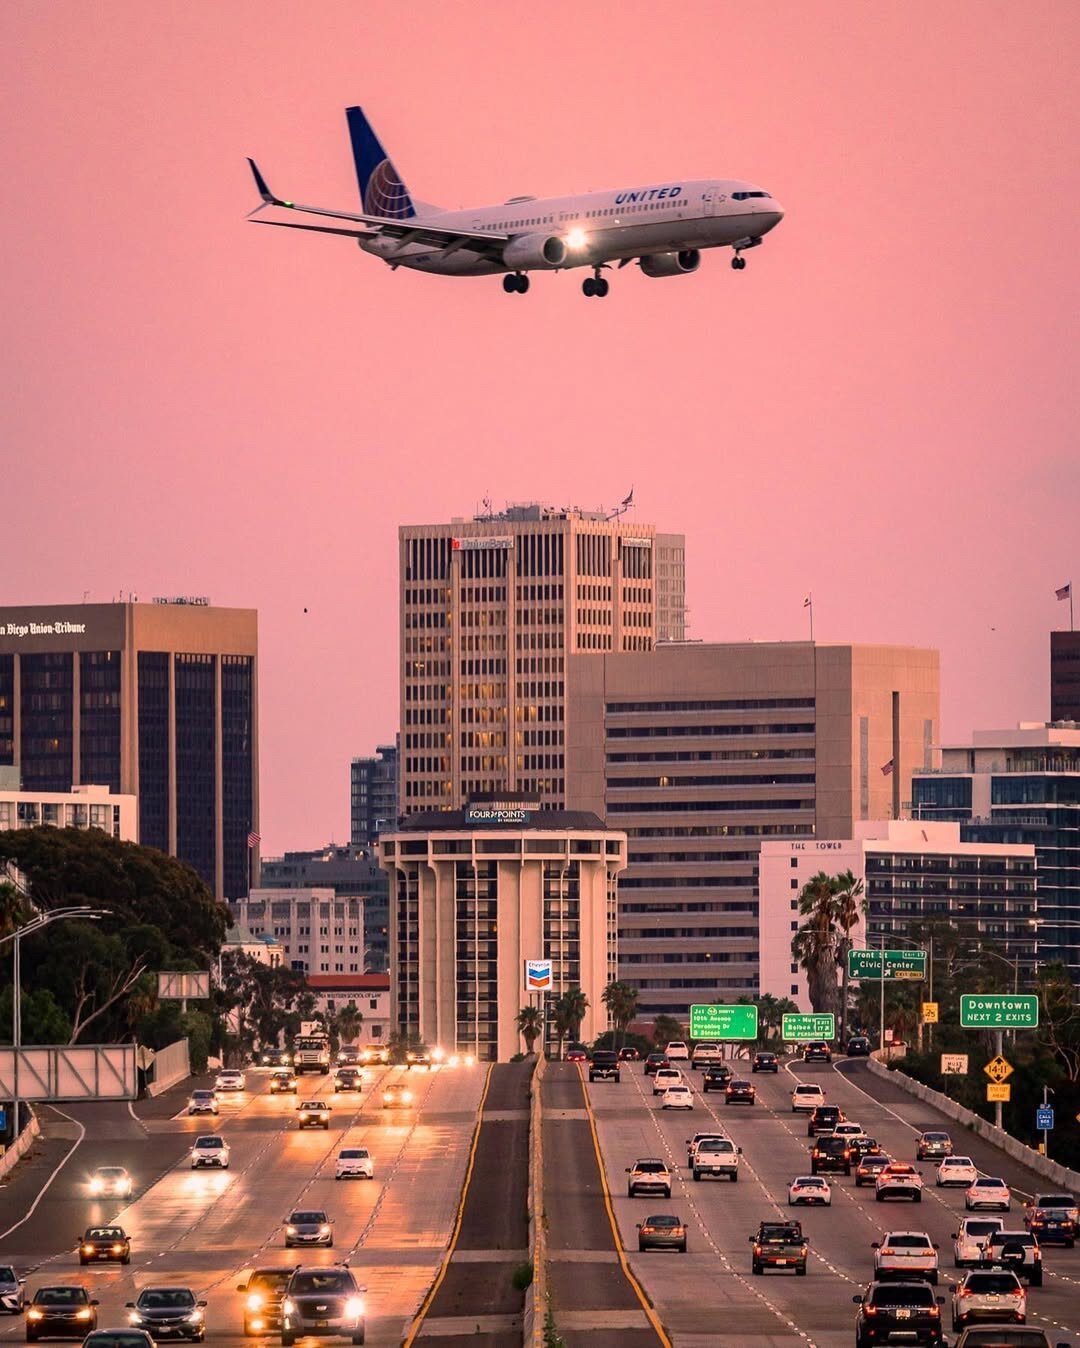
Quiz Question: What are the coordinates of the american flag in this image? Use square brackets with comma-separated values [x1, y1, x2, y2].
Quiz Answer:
[1056, 583, 1071, 601]
[247, 830, 261, 848]
[881, 760, 894, 777]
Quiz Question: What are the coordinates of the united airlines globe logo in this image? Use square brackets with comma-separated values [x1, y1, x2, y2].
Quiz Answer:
[364, 159, 415, 219]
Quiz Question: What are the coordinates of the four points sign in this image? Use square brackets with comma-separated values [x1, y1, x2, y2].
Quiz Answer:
[689, 1004, 759, 1041]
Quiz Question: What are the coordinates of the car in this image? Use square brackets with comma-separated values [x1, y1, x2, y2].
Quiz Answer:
[652, 1067, 683, 1095]
[82, 1332, 154, 1348]
[333, 1067, 364, 1092]
[832, 1121, 867, 1145]
[280, 1265, 366, 1346]
[950, 1269, 1026, 1331]
[237, 1267, 294, 1337]
[953, 1329, 1064, 1348]
[24, 1286, 99, 1341]
[660, 1083, 694, 1110]
[791, 1083, 826, 1113]
[981, 1232, 1043, 1286]
[125, 1287, 208, 1341]
[810, 1135, 853, 1175]
[967, 1179, 1012, 1212]
[336, 1045, 362, 1065]
[215, 1069, 246, 1091]
[626, 1159, 672, 1198]
[852, 1281, 945, 1348]
[643, 1052, 670, 1076]
[87, 1166, 132, 1198]
[750, 1221, 808, 1276]
[382, 1082, 413, 1108]
[803, 1040, 832, 1063]
[259, 1047, 290, 1067]
[856, 1154, 894, 1186]
[691, 1136, 740, 1182]
[846, 1035, 872, 1056]
[873, 1232, 941, 1283]
[938, 1157, 979, 1188]
[752, 1051, 779, 1073]
[807, 1104, 844, 1135]
[1023, 1194, 1078, 1246]
[952, 1219, 1006, 1268]
[703, 1063, 733, 1091]
[851, 1136, 884, 1161]
[284, 1209, 334, 1248]
[564, 1044, 588, 1063]
[876, 1164, 925, 1202]
[1, 1266, 25, 1316]
[686, 1131, 727, 1165]
[187, 1090, 219, 1116]
[404, 1047, 434, 1069]
[690, 1041, 722, 1069]
[617, 1046, 641, 1062]
[789, 1175, 832, 1206]
[335, 1147, 374, 1180]
[190, 1135, 230, 1169]
[269, 1071, 298, 1095]
[664, 1041, 690, 1062]
[916, 1131, 953, 1161]
[298, 1100, 332, 1128]
[359, 1045, 390, 1066]
[588, 1051, 620, 1082]
[636, 1214, 687, 1253]
[725, 1079, 756, 1105]
[77, 1227, 131, 1266]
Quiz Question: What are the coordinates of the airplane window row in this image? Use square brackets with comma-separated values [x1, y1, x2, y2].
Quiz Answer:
[731, 191, 772, 200]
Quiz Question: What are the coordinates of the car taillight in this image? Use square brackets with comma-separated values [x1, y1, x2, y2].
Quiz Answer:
[929, 1307, 940, 1317]
[863, 1306, 877, 1316]
[753, 1245, 762, 1254]
[958, 1288, 975, 1297]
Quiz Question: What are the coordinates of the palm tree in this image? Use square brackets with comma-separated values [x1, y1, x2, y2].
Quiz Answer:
[551, 997, 575, 1060]
[601, 980, 639, 1049]
[652, 1013, 684, 1048]
[560, 986, 589, 1043]
[833, 870, 866, 1043]
[791, 871, 841, 1016]
[335, 1001, 363, 1047]
[516, 1005, 543, 1055]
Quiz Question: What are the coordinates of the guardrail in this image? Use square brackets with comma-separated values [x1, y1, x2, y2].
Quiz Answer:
[0, 1108, 41, 1180]
[524, 1053, 547, 1348]
[865, 1056, 1080, 1188]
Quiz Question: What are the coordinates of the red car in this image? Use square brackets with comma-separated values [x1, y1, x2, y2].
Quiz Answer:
[565, 1044, 588, 1063]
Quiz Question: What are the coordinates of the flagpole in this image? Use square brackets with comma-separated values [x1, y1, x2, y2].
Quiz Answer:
[807, 595, 814, 642]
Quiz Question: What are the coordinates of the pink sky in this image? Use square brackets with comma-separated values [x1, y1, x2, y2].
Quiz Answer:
[4, 2, 1079, 852]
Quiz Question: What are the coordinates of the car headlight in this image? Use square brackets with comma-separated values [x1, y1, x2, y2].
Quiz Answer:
[286, 1226, 297, 1235]
[246, 1295, 263, 1311]
[27, 1310, 44, 1321]
[344, 1298, 364, 1318]
[319, 1225, 331, 1235]
[112, 1244, 124, 1254]
[282, 1300, 295, 1316]
[128, 1313, 143, 1325]
[76, 1309, 93, 1321]
[83, 1245, 96, 1254]
[185, 1311, 203, 1323]
[89, 1179, 103, 1193]
[402, 1091, 413, 1102]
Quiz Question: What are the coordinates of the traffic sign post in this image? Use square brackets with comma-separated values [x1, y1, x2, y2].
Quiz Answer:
[781, 1013, 835, 1042]
[1036, 1107, 1054, 1131]
[921, 1002, 939, 1024]
[986, 1083, 1011, 1103]
[940, 1054, 968, 1075]
[959, 995, 1039, 1029]
[689, 1004, 759, 1041]
[983, 1055, 1014, 1084]
[847, 949, 927, 980]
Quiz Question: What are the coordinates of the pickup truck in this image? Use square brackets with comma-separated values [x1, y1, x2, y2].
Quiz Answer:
[690, 1042, 722, 1069]
[691, 1136, 741, 1182]
[750, 1221, 808, 1275]
[588, 1051, 620, 1082]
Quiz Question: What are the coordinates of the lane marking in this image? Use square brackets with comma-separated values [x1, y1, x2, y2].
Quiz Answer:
[0, 1106, 86, 1244]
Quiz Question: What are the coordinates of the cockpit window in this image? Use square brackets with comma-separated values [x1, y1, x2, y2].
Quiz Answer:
[732, 191, 771, 200]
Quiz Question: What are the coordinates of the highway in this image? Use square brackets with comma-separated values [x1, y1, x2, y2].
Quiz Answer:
[577, 1056, 1080, 1348]
[0, 1063, 486, 1348]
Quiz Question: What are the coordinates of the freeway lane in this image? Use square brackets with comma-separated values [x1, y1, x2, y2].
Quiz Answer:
[0, 1063, 486, 1348]
[584, 1056, 1080, 1348]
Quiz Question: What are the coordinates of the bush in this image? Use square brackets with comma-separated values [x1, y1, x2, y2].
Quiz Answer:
[511, 1261, 533, 1291]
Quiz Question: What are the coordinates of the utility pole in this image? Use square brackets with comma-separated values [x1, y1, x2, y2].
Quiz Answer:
[994, 1028, 1004, 1130]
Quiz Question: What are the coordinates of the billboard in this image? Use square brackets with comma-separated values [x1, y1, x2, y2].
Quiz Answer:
[524, 959, 553, 993]
[157, 971, 211, 1001]
[689, 1004, 758, 1040]
[0, 1046, 137, 1101]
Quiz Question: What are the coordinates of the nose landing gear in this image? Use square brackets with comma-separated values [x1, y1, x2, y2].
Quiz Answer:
[503, 272, 530, 294]
[731, 253, 747, 270]
[582, 269, 610, 297]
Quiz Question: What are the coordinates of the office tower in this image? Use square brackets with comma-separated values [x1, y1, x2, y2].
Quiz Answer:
[1050, 631, 1080, 722]
[230, 889, 365, 975]
[566, 641, 940, 1019]
[0, 781, 137, 841]
[0, 601, 258, 899]
[399, 504, 684, 811]
[654, 533, 687, 642]
[350, 740, 400, 845]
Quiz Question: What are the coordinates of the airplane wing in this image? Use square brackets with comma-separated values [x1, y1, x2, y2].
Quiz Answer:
[247, 158, 509, 258]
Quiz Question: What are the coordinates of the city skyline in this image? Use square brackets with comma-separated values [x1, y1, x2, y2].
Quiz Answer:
[5, 2, 1078, 850]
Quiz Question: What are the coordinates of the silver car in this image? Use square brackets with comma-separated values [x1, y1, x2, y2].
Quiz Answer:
[951, 1269, 1026, 1331]
[872, 1231, 940, 1283]
[953, 1218, 1005, 1268]
[0, 1266, 24, 1315]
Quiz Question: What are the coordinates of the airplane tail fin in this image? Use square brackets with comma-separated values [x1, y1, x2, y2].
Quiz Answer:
[346, 106, 417, 220]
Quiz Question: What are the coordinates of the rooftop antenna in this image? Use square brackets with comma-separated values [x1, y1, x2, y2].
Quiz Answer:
[606, 485, 635, 521]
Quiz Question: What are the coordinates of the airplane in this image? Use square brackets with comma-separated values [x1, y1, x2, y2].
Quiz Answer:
[247, 107, 784, 298]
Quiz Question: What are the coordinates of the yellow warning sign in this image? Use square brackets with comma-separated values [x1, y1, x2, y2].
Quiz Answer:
[922, 1002, 939, 1024]
[987, 1083, 1011, 1102]
[984, 1055, 1014, 1084]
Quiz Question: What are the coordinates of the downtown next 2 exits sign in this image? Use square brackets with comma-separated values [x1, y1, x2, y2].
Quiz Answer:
[782, 1014, 836, 1042]
[690, 1004, 759, 1041]
[847, 949, 927, 980]
[960, 995, 1039, 1029]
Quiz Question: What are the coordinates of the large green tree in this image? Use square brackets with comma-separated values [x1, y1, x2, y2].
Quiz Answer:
[601, 980, 639, 1049]
[516, 1005, 543, 1055]
[791, 871, 841, 1016]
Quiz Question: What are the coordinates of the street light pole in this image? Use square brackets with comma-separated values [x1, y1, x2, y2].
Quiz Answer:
[879, 927, 886, 1057]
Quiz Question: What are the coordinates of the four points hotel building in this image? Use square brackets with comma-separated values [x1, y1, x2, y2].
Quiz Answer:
[0, 601, 258, 900]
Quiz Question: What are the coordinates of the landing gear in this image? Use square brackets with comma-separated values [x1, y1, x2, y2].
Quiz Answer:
[731, 254, 747, 270]
[582, 271, 610, 297]
[502, 272, 530, 294]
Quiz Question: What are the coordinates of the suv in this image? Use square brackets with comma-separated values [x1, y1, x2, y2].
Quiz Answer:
[803, 1041, 832, 1063]
[791, 1084, 825, 1113]
[125, 1287, 208, 1341]
[691, 1136, 741, 1182]
[811, 1135, 853, 1175]
[853, 1281, 945, 1347]
[872, 1232, 940, 1283]
[237, 1267, 293, 1337]
[588, 1051, 620, 1082]
[0, 1266, 24, 1316]
[846, 1035, 872, 1056]
[953, 1331, 1061, 1348]
[191, 1135, 230, 1168]
[280, 1266, 365, 1346]
[77, 1226, 131, 1265]
[297, 1100, 332, 1129]
[626, 1159, 672, 1198]
[750, 1221, 808, 1276]
[1023, 1194, 1078, 1246]
[752, 1052, 779, 1073]
[691, 1042, 721, 1070]
[950, 1269, 1026, 1331]
[981, 1231, 1043, 1286]
[24, 1286, 99, 1341]
[952, 1218, 1005, 1268]
[807, 1105, 844, 1135]
[652, 1067, 682, 1096]
[665, 1041, 690, 1062]
[703, 1063, 733, 1091]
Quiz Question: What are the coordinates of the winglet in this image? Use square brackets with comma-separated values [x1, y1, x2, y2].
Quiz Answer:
[246, 158, 292, 210]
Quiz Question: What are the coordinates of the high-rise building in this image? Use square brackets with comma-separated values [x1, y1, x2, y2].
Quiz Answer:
[350, 740, 400, 845]
[400, 504, 683, 811]
[229, 889, 365, 975]
[0, 781, 137, 841]
[0, 601, 258, 899]
[912, 723, 1080, 979]
[654, 533, 687, 643]
[1050, 632, 1080, 722]
[566, 641, 940, 1018]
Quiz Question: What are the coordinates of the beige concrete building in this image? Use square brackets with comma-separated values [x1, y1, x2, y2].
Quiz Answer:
[566, 642, 940, 1018]
[0, 601, 258, 899]
[399, 504, 684, 811]
[379, 800, 627, 1061]
[655, 534, 688, 643]
[229, 889, 365, 975]
[0, 782, 137, 841]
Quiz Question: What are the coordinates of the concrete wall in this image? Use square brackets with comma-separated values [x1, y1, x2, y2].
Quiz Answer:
[147, 1039, 191, 1097]
[0, 1109, 41, 1180]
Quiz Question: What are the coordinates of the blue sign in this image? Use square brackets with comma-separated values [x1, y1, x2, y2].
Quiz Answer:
[1036, 1106, 1054, 1131]
[0, 1105, 6, 1131]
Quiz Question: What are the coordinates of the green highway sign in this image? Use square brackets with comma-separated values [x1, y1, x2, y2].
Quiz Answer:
[690, 1004, 759, 1041]
[847, 949, 927, 980]
[782, 1013, 836, 1041]
[960, 994, 1039, 1029]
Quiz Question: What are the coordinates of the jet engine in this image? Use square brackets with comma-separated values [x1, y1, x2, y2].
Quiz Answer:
[502, 234, 568, 270]
[638, 249, 701, 278]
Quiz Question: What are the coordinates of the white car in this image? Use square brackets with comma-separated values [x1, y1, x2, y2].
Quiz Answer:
[214, 1070, 246, 1091]
[190, 1135, 230, 1169]
[686, 1131, 728, 1165]
[875, 1163, 925, 1202]
[872, 1230, 940, 1282]
[831, 1122, 866, 1144]
[660, 1084, 694, 1110]
[938, 1156, 979, 1187]
[791, 1084, 825, 1113]
[950, 1269, 1026, 1331]
[88, 1166, 132, 1198]
[952, 1217, 1005, 1268]
[788, 1175, 832, 1206]
[335, 1147, 374, 1180]
[187, 1089, 219, 1115]
[665, 1041, 690, 1062]
[652, 1067, 683, 1095]
[966, 1177, 1011, 1211]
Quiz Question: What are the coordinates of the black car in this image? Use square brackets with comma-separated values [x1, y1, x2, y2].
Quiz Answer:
[851, 1135, 884, 1161]
[703, 1063, 733, 1091]
[333, 1068, 362, 1092]
[811, 1135, 853, 1175]
[126, 1287, 207, 1342]
[725, 1079, 756, 1105]
[617, 1047, 641, 1062]
[259, 1047, 289, 1067]
[643, 1053, 670, 1076]
[853, 1281, 945, 1348]
[807, 1105, 844, 1137]
[280, 1266, 365, 1346]
[803, 1041, 832, 1063]
[237, 1267, 294, 1337]
[589, 1051, 620, 1082]
[750, 1221, 808, 1276]
[846, 1035, 872, 1057]
[77, 1227, 130, 1266]
[24, 1286, 99, 1342]
[752, 1052, 779, 1073]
